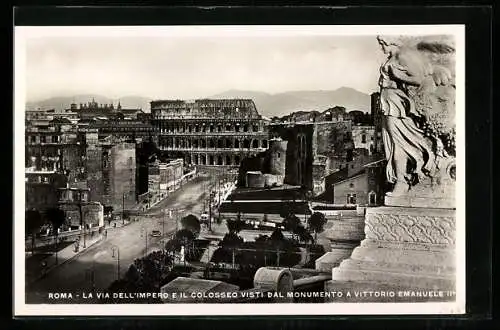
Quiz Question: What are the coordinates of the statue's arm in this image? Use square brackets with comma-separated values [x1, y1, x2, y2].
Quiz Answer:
[388, 51, 426, 86]
[388, 62, 423, 86]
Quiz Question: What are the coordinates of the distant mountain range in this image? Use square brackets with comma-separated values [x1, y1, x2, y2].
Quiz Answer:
[26, 87, 372, 118]
[209, 87, 371, 117]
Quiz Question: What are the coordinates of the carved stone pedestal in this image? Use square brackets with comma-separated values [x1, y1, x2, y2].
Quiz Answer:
[315, 215, 365, 272]
[326, 206, 456, 301]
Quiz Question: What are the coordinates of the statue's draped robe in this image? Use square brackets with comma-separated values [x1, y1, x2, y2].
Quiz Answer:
[379, 49, 436, 184]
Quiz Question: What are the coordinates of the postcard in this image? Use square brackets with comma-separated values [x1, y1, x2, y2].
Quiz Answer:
[14, 24, 465, 316]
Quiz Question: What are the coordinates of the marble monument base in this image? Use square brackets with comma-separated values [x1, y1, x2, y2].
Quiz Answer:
[326, 206, 456, 301]
[315, 215, 365, 273]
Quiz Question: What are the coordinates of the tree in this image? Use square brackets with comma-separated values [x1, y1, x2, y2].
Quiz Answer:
[270, 228, 285, 242]
[104, 206, 114, 225]
[25, 209, 44, 255]
[226, 219, 244, 234]
[221, 232, 244, 248]
[294, 225, 314, 244]
[174, 229, 195, 244]
[173, 229, 196, 259]
[165, 237, 181, 254]
[308, 212, 327, 242]
[281, 214, 301, 240]
[180, 214, 201, 236]
[45, 207, 66, 264]
[122, 210, 131, 220]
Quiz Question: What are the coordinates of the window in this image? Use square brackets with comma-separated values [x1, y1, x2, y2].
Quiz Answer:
[369, 192, 376, 205]
[362, 134, 366, 143]
[277, 152, 281, 159]
[347, 194, 356, 204]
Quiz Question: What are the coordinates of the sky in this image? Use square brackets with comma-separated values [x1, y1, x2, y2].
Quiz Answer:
[23, 33, 386, 102]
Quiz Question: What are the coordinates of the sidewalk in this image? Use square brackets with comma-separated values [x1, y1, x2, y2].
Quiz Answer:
[25, 232, 105, 287]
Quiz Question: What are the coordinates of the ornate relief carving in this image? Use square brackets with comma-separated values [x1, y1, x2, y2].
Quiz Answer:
[365, 211, 455, 245]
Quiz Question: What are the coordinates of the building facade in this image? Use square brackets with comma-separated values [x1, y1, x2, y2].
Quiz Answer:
[148, 158, 183, 199]
[352, 125, 376, 155]
[84, 137, 137, 211]
[25, 118, 86, 184]
[331, 159, 386, 206]
[25, 170, 68, 212]
[151, 99, 269, 167]
[67, 99, 143, 120]
[268, 123, 315, 190]
[88, 119, 155, 141]
[58, 187, 104, 229]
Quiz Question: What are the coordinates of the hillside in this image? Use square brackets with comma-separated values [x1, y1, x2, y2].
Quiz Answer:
[209, 87, 371, 117]
[25, 87, 371, 117]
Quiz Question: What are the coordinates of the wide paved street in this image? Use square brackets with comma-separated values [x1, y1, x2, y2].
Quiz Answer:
[25, 176, 212, 304]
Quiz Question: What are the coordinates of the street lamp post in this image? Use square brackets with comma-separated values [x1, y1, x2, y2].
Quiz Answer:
[162, 209, 166, 239]
[122, 192, 125, 225]
[111, 245, 120, 281]
[79, 192, 86, 249]
[140, 227, 148, 257]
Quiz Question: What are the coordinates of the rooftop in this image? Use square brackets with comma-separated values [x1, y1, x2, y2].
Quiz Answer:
[219, 200, 311, 216]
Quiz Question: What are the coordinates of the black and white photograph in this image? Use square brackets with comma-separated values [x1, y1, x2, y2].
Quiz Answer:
[14, 24, 465, 316]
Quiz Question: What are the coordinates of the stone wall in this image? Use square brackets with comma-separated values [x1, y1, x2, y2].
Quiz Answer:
[86, 144, 103, 203]
[268, 124, 314, 189]
[313, 121, 353, 157]
[110, 143, 136, 210]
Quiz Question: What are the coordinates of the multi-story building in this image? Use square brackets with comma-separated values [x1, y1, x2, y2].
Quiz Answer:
[58, 186, 104, 229]
[352, 124, 376, 155]
[67, 99, 144, 120]
[25, 118, 86, 183]
[88, 118, 155, 141]
[151, 99, 269, 167]
[330, 159, 386, 206]
[148, 158, 183, 199]
[85, 136, 137, 211]
[25, 170, 68, 212]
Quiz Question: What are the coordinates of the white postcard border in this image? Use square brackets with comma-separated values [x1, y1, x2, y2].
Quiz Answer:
[14, 24, 466, 316]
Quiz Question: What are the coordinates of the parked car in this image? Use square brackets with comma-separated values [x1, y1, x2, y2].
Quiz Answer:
[150, 230, 162, 237]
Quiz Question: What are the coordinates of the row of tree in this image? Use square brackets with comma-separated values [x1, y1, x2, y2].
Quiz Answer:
[104, 213, 204, 302]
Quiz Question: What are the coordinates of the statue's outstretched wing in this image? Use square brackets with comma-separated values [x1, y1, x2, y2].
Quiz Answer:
[414, 38, 456, 87]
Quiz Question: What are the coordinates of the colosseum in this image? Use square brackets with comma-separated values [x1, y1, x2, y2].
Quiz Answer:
[150, 99, 270, 167]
